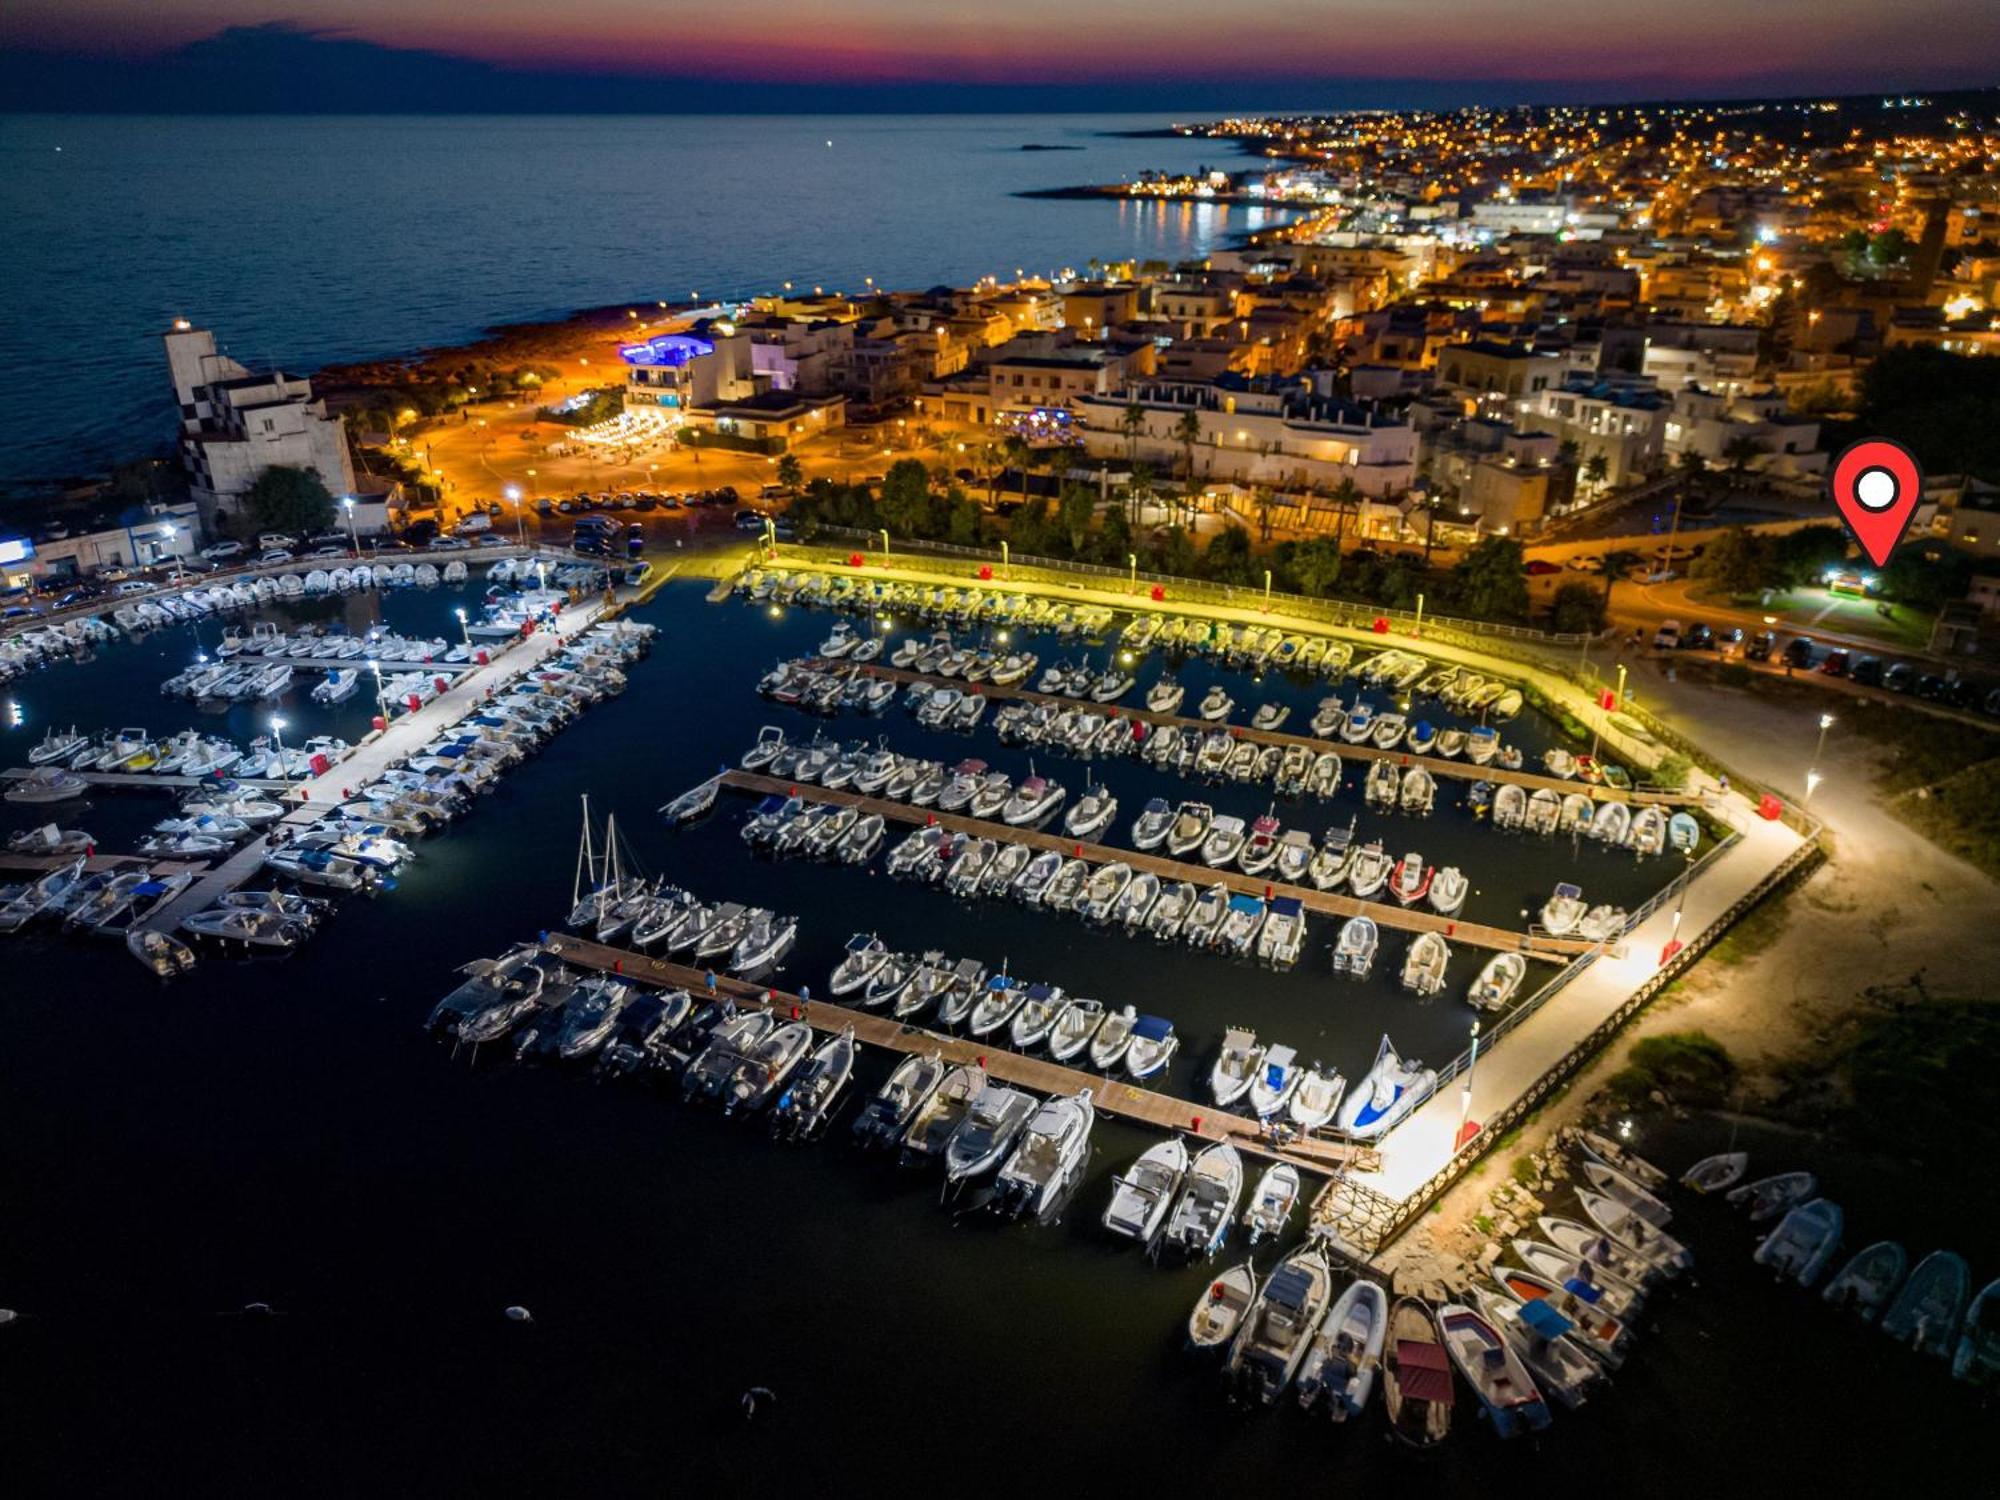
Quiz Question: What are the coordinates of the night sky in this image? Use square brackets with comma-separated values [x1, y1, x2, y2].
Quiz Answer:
[1, 3, 1996, 111]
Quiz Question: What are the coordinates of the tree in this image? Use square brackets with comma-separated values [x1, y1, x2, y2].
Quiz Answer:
[1676, 449, 1708, 497]
[1058, 484, 1098, 556]
[1172, 408, 1204, 484]
[242, 465, 334, 538]
[1204, 524, 1255, 584]
[1720, 432, 1766, 479]
[975, 441, 1005, 508]
[1002, 435, 1033, 507]
[1251, 485, 1278, 543]
[1128, 461, 1156, 526]
[1120, 402, 1147, 466]
[1286, 537, 1345, 597]
[1768, 524, 1851, 589]
[1451, 536, 1531, 621]
[1328, 476, 1361, 548]
[775, 453, 804, 491]
[1549, 580, 1608, 634]
[1009, 495, 1059, 557]
[1096, 500, 1134, 564]
[1150, 525, 1198, 578]
[1581, 453, 1609, 493]
[1856, 347, 2000, 482]
[1692, 525, 1768, 596]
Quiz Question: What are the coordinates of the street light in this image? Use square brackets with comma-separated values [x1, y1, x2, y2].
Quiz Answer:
[455, 606, 472, 652]
[369, 658, 388, 722]
[1128, 552, 1138, 592]
[1805, 770, 1824, 804]
[270, 715, 290, 786]
[1806, 712, 1833, 801]
[342, 496, 359, 556]
[1455, 1018, 1482, 1149]
[504, 484, 525, 546]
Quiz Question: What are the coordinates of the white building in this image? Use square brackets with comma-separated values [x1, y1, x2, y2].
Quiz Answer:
[1663, 388, 1825, 477]
[164, 322, 355, 528]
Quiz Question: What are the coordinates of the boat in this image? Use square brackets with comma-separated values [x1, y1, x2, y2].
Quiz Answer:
[1338, 1035, 1434, 1141]
[942, 1084, 1038, 1185]
[1198, 685, 1234, 721]
[1241, 1162, 1300, 1243]
[1008, 984, 1066, 1050]
[1216, 893, 1265, 955]
[1079, 863, 1133, 923]
[1255, 896, 1307, 969]
[1129, 796, 1173, 850]
[1626, 804, 1667, 856]
[900, 1062, 986, 1166]
[1823, 1241, 1906, 1319]
[6, 823, 93, 856]
[1001, 773, 1065, 827]
[1882, 1250, 1972, 1357]
[5, 766, 89, 803]
[1727, 1170, 1816, 1223]
[1559, 793, 1593, 835]
[1063, 784, 1118, 840]
[1199, 815, 1247, 868]
[1226, 1244, 1336, 1406]
[770, 1026, 857, 1141]
[1297, 1277, 1390, 1419]
[1953, 1278, 2000, 1386]
[1437, 1301, 1552, 1437]
[1512, 1239, 1645, 1317]
[1382, 1299, 1454, 1447]
[1332, 915, 1378, 978]
[1540, 882, 1586, 935]
[1163, 1142, 1244, 1261]
[1046, 997, 1106, 1062]
[1591, 800, 1631, 845]
[1387, 852, 1432, 906]
[1400, 932, 1450, 996]
[1188, 1262, 1258, 1352]
[1491, 782, 1526, 831]
[1145, 676, 1184, 715]
[1089, 1005, 1138, 1070]
[1346, 842, 1390, 899]
[994, 1088, 1095, 1221]
[829, 933, 889, 996]
[1468, 952, 1527, 1011]
[1569, 1135, 1667, 1198]
[1668, 811, 1700, 854]
[1582, 1160, 1673, 1226]
[1210, 1027, 1264, 1107]
[1576, 1190, 1692, 1274]
[1539, 1215, 1667, 1291]
[1236, 814, 1282, 876]
[967, 974, 1034, 1038]
[1491, 1265, 1629, 1368]
[1524, 788, 1562, 836]
[659, 777, 719, 825]
[1466, 1285, 1602, 1414]
[1124, 1014, 1179, 1081]
[1250, 701, 1290, 732]
[1164, 800, 1214, 858]
[1754, 1198, 1844, 1286]
[180, 905, 306, 949]
[1104, 1137, 1190, 1245]
[1681, 1151, 1749, 1194]
[1364, 758, 1400, 811]
[1248, 1045, 1302, 1119]
[126, 927, 197, 977]
[852, 1050, 946, 1148]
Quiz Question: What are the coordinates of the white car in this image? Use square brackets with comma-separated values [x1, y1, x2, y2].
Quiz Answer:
[307, 544, 347, 559]
[1652, 619, 1683, 650]
[258, 548, 295, 565]
[201, 540, 246, 562]
[428, 535, 471, 551]
[257, 532, 298, 551]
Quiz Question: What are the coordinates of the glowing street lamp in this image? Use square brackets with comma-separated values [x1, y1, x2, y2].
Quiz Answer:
[270, 715, 290, 786]
[1804, 769, 1824, 804]
[1455, 1019, 1482, 1149]
[504, 483, 525, 545]
[369, 658, 388, 721]
[455, 606, 472, 652]
[342, 495, 360, 556]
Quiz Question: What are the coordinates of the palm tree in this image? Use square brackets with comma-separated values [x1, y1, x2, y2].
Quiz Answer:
[1120, 402, 1147, 467]
[775, 453, 804, 491]
[1581, 452, 1608, 495]
[1721, 432, 1766, 481]
[1329, 476, 1361, 549]
[1252, 485, 1278, 543]
[1003, 435, 1033, 508]
[975, 441, 1004, 508]
[1172, 408, 1204, 487]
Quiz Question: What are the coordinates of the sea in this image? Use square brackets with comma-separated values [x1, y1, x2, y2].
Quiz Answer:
[0, 573, 1981, 1495]
[0, 113, 1294, 486]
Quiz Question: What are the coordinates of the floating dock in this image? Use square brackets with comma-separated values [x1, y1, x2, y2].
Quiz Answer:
[544, 933, 1373, 1178]
[4, 768, 294, 792]
[716, 769, 1594, 958]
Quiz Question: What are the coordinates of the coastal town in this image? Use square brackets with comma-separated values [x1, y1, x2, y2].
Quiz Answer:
[2, 81, 1997, 1487]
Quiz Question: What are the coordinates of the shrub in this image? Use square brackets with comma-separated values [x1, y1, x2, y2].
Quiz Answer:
[1606, 1030, 1736, 1108]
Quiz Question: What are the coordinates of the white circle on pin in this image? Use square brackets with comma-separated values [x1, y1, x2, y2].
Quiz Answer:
[1855, 467, 1898, 511]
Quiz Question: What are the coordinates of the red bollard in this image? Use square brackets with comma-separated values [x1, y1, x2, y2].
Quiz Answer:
[614, 959, 623, 974]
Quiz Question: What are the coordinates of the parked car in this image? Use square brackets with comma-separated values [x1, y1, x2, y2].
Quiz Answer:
[474, 534, 510, 548]
[535, 498, 556, 515]
[201, 539, 246, 562]
[257, 549, 294, 565]
[1882, 661, 1917, 694]
[112, 579, 157, 596]
[734, 509, 769, 532]
[1525, 559, 1561, 577]
[429, 535, 471, 551]
[555, 499, 574, 514]
[1820, 648, 1851, 677]
[1683, 621, 1714, 650]
[634, 496, 657, 512]
[257, 532, 298, 552]
[1565, 554, 1605, 573]
[1915, 674, 1948, 701]
[1746, 630, 1776, 662]
[1651, 619, 1683, 650]
[454, 512, 492, 535]
[1783, 636, 1816, 669]
[1850, 655, 1884, 686]
[307, 544, 346, 559]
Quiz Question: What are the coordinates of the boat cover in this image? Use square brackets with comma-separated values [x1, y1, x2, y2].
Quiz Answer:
[1226, 894, 1264, 916]
[1269, 896, 1303, 919]
[1563, 1277, 1604, 1303]
[1267, 1265, 1314, 1310]
[1134, 1014, 1174, 1041]
[1519, 1299, 1574, 1339]
[1395, 1341, 1455, 1404]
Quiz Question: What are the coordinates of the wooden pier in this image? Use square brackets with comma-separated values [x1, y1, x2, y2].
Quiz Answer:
[544, 932, 1373, 1178]
[0, 852, 210, 878]
[3, 767, 295, 792]
[717, 768, 1594, 958]
[857, 664, 1700, 807]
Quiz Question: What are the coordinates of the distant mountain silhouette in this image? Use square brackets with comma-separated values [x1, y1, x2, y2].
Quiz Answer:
[1, 23, 1984, 114]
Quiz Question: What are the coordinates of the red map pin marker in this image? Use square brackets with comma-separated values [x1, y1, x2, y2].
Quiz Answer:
[1829, 437, 1922, 567]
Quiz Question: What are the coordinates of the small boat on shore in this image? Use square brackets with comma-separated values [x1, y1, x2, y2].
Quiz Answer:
[1576, 1128, 1669, 1190]
[1467, 1285, 1602, 1413]
[1681, 1151, 1749, 1194]
[1438, 1301, 1552, 1437]
[1382, 1299, 1454, 1447]
[1491, 1266, 1628, 1368]
[1539, 1215, 1667, 1290]
[1581, 1160, 1673, 1226]
[1754, 1198, 1844, 1286]
[1576, 1190, 1691, 1274]
[1728, 1170, 1816, 1223]
[1882, 1250, 1971, 1357]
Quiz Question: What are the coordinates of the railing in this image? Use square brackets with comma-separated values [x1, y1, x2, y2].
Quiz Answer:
[809, 528, 1617, 650]
[1368, 832, 1826, 1250]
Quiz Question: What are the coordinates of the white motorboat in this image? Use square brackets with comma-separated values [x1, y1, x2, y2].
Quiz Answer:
[5, 766, 89, 803]
[1104, 1137, 1190, 1245]
[1576, 1190, 1692, 1274]
[995, 1087, 1096, 1220]
[829, 933, 889, 996]
[1468, 952, 1528, 1012]
[1955, 1278, 2000, 1385]
[1338, 1035, 1434, 1141]
[1681, 1151, 1749, 1194]
[851, 1050, 946, 1148]
[1042, 996, 1105, 1062]
[6, 823, 93, 856]
[1164, 1141, 1244, 1261]
[943, 1084, 1039, 1184]
[1287, 1065, 1345, 1133]
[1582, 1160, 1673, 1226]
[126, 926, 197, 977]
[1226, 1244, 1336, 1406]
[180, 905, 306, 948]
[1188, 1262, 1258, 1352]
[1210, 1027, 1264, 1107]
[1164, 800, 1213, 857]
[1346, 842, 1390, 899]
[1064, 784, 1118, 841]
[1248, 1044, 1303, 1119]
[968, 974, 1036, 1038]
[1241, 1161, 1300, 1243]
[1592, 800, 1632, 845]
[1089, 1004, 1138, 1070]
[1540, 882, 1586, 935]
[1490, 1265, 1628, 1370]
[1198, 685, 1234, 721]
[1145, 676, 1185, 715]
[1002, 773, 1066, 827]
[1199, 815, 1247, 868]
[1822, 1240, 1906, 1319]
[1124, 1014, 1179, 1081]
[28, 726, 87, 765]
[1575, 1128, 1669, 1189]
[1466, 1285, 1602, 1414]
[1128, 796, 1173, 850]
[1539, 1215, 1667, 1291]
[1299, 1277, 1389, 1420]
[1512, 1239, 1645, 1318]
[1728, 1170, 1817, 1223]
[1331, 915, 1377, 978]
[1427, 865, 1467, 915]
[1437, 1301, 1552, 1438]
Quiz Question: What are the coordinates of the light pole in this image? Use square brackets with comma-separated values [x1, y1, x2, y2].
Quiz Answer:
[505, 484, 525, 546]
[369, 659, 388, 722]
[1413, 590, 1425, 637]
[1591, 661, 1627, 764]
[342, 495, 360, 556]
[1000, 539, 1010, 579]
[1128, 552, 1138, 593]
[161, 524, 185, 585]
[1806, 711, 1834, 800]
[1262, 568, 1273, 611]
[762, 516, 778, 559]
[1455, 1018, 1482, 1149]
[270, 715, 290, 787]
[1660, 847, 1695, 966]
[455, 607, 472, 653]
[878, 528, 890, 561]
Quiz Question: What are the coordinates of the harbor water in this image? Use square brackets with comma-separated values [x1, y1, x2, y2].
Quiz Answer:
[0, 577, 1975, 1493]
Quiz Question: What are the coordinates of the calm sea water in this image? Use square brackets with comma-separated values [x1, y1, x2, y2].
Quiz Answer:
[1, 576, 1977, 1494]
[0, 113, 1291, 485]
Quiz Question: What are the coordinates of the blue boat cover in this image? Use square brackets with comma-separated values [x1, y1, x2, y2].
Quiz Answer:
[1563, 1276, 1604, 1303]
[1269, 896, 1303, 918]
[1264, 1061, 1287, 1087]
[1025, 982, 1054, 1001]
[1226, 893, 1264, 915]
[132, 881, 167, 896]
[751, 795, 786, 815]
[1134, 1014, 1174, 1041]
[986, 974, 1016, 991]
[1520, 1299, 1574, 1338]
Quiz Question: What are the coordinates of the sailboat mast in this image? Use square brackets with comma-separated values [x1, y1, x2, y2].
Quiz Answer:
[573, 793, 595, 906]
